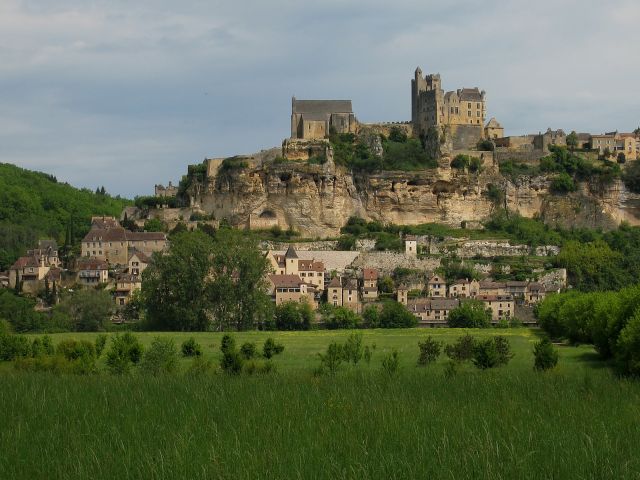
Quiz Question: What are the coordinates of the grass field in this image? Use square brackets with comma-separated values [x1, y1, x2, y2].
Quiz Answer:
[2, 328, 640, 479]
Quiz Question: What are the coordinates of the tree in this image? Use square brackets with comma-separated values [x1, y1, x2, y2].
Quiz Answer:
[181, 337, 202, 357]
[417, 336, 441, 365]
[55, 289, 113, 332]
[533, 337, 559, 371]
[379, 301, 417, 328]
[317, 342, 343, 375]
[143, 218, 165, 232]
[472, 339, 500, 369]
[566, 131, 578, 150]
[240, 342, 257, 359]
[106, 333, 143, 375]
[615, 309, 640, 376]
[378, 276, 394, 293]
[323, 306, 361, 329]
[274, 301, 312, 331]
[342, 333, 364, 365]
[550, 173, 576, 194]
[444, 334, 476, 362]
[362, 305, 380, 328]
[140, 337, 179, 375]
[262, 337, 284, 359]
[0, 289, 44, 332]
[447, 300, 491, 328]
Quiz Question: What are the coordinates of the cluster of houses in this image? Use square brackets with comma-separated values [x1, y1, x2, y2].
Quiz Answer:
[3, 217, 167, 306]
[264, 246, 551, 327]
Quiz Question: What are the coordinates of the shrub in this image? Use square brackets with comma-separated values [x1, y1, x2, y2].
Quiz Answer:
[417, 336, 441, 366]
[95, 334, 108, 358]
[317, 342, 343, 375]
[41, 335, 54, 355]
[363, 305, 380, 328]
[185, 357, 213, 377]
[379, 301, 418, 328]
[342, 333, 364, 365]
[14, 355, 72, 374]
[240, 342, 257, 360]
[220, 351, 244, 375]
[615, 310, 640, 376]
[274, 301, 313, 330]
[0, 334, 31, 361]
[31, 337, 45, 357]
[140, 337, 179, 375]
[181, 337, 203, 357]
[550, 173, 576, 193]
[494, 336, 514, 365]
[262, 338, 284, 359]
[445, 334, 476, 362]
[56, 339, 96, 361]
[381, 349, 400, 376]
[472, 339, 500, 369]
[447, 301, 491, 328]
[450, 154, 470, 170]
[106, 333, 144, 375]
[533, 337, 559, 371]
[220, 334, 235, 355]
[324, 306, 361, 330]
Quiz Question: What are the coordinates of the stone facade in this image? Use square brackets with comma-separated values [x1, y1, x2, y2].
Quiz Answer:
[411, 67, 486, 149]
[290, 97, 357, 140]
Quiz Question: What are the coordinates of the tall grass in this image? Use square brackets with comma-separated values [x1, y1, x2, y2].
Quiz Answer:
[1, 368, 639, 479]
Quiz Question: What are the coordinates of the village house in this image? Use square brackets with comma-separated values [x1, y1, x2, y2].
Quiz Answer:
[591, 132, 638, 161]
[267, 274, 317, 309]
[327, 277, 343, 307]
[128, 250, 151, 277]
[81, 217, 167, 266]
[427, 275, 446, 297]
[266, 246, 325, 290]
[113, 274, 142, 306]
[405, 236, 417, 257]
[407, 298, 460, 327]
[361, 268, 379, 302]
[477, 294, 515, 322]
[342, 278, 361, 313]
[448, 278, 480, 298]
[397, 284, 409, 305]
[8, 239, 61, 292]
[505, 281, 529, 304]
[76, 259, 109, 286]
[479, 280, 507, 296]
[527, 283, 546, 304]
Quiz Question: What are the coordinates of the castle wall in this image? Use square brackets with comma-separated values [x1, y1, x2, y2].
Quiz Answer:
[207, 158, 224, 178]
[450, 124, 484, 150]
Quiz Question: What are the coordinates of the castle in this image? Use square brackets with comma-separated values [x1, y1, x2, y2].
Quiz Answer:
[411, 67, 487, 149]
[290, 97, 356, 140]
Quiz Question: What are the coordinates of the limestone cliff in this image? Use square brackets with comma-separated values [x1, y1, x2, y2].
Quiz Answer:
[180, 155, 640, 237]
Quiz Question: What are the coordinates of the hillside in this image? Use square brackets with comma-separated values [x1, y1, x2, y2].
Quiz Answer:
[0, 163, 131, 270]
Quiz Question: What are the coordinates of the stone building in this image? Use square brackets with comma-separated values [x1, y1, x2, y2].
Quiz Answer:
[407, 298, 460, 327]
[267, 274, 317, 309]
[484, 118, 504, 139]
[327, 277, 343, 307]
[154, 182, 178, 198]
[76, 259, 109, 286]
[448, 278, 480, 298]
[342, 278, 361, 313]
[113, 274, 142, 306]
[477, 294, 514, 322]
[411, 67, 486, 149]
[427, 275, 446, 298]
[266, 246, 325, 291]
[591, 132, 638, 161]
[290, 97, 356, 140]
[361, 268, 379, 302]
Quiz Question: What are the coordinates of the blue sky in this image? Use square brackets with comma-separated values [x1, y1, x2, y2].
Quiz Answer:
[1, 0, 639, 197]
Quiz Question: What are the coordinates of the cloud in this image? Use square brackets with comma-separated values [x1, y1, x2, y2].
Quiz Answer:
[1, 0, 639, 197]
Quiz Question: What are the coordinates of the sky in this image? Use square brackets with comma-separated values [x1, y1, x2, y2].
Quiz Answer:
[1, 0, 639, 197]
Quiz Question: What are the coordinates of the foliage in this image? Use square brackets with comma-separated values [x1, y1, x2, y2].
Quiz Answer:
[181, 337, 203, 357]
[477, 139, 495, 151]
[0, 289, 44, 332]
[533, 337, 559, 371]
[622, 160, 640, 193]
[451, 154, 482, 172]
[143, 229, 273, 331]
[444, 334, 476, 362]
[615, 310, 640, 376]
[362, 305, 380, 328]
[378, 301, 417, 328]
[105, 333, 143, 375]
[566, 131, 578, 149]
[438, 257, 478, 282]
[140, 337, 179, 375]
[220, 334, 235, 355]
[240, 342, 257, 360]
[0, 163, 131, 270]
[381, 349, 400, 376]
[274, 301, 313, 331]
[143, 218, 166, 232]
[56, 339, 96, 361]
[388, 126, 408, 143]
[336, 235, 356, 251]
[0, 333, 31, 361]
[378, 276, 394, 294]
[317, 342, 343, 375]
[341, 333, 364, 365]
[322, 305, 361, 330]
[447, 300, 491, 328]
[262, 337, 285, 359]
[55, 289, 113, 332]
[220, 350, 244, 375]
[95, 334, 108, 357]
[382, 137, 437, 171]
[550, 173, 576, 193]
[471, 336, 516, 369]
[417, 336, 441, 366]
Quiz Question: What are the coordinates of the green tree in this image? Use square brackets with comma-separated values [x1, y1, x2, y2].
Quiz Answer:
[143, 218, 165, 232]
[274, 301, 312, 331]
[550, 173, 576, 193]
[447, 300, 491, 328]
[317, 342, 343, 375]
[615, 309, 640, 376]
[55, 289, 113, 332]
[444, 334, 476, 362]
[362, 305, 380, 328]
[262, 337, 284, 359]
[323, 306, 361, 329]
[342, 332, 364, 365]
[140, 337, 179, 375]
[533, 337, 559, 371]
[566, 131, 578, 150]
[379, 301, 417, 328]
[105, 333, 143, 375]
[417, 336, 441, 366]
[181, 337, 202, 357]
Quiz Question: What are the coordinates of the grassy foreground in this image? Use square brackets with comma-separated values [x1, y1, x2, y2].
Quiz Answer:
[1, 329, 639, 479]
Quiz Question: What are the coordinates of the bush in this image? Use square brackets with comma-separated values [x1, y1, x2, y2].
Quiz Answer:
[317, 342, 343, 375]
[324, 306, 361, 330]
[450, 154, 470, 170]
[342, 333, 364, 365]
[615, 310, 640, 376]
[185, 356, 213, 377]
[220, 351, 244, 375]
[274, 301, 313, 331]
[472, 336, 513, 369]
[417, 336, 441, 366]
[533, 337, 559, 371]
[444, 334, 476, 362]
[220, 334, 235, 355]
[240, 342, 257, 360]
[379, 301, 418, 328]
[181, 337, 203, 357]
[95, 334, 108, 358]
[550, 173, 576, 193]
[494, 336, 514, 365]
[447, 301, 491, 328]
[14, 355, 72, 374]
[0, 334, 31, 361]
[263, 338, 285, 359]
[106, 333, 144, 375]
[56, 339, 96, 361]
[244, 360, 275, 375]
[381, 349, 400, 376]
[140, 337, 179, 375]
[362, 305, 380, 328]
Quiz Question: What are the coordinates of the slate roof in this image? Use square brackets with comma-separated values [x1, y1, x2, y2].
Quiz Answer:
[77, 259, 109, 271]
[284, 245, 299, 259]
[485, 117, 502, 128]
[83, 229, 166, 242]
[327, 277, 342, 288]
[268, 274, 304, 289]
[292, 99, 353, 115]
[459, 88, 484, 102]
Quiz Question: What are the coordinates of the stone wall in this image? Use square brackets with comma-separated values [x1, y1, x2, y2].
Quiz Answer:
[351, 252, 440, 275]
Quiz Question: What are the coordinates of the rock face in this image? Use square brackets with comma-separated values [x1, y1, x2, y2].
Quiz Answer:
[184, 156, 640, 238]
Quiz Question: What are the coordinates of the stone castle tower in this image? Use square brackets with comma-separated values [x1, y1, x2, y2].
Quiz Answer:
[411, 67, 486, 150]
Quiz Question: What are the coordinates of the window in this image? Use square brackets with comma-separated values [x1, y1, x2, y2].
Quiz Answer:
[468, 111, 471, 117]
[468, 103, 471, 108]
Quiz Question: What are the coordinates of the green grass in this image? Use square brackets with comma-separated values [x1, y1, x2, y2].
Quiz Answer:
[2, 329, 640, 479]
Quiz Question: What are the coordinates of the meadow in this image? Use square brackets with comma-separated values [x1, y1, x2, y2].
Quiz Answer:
[2, 328, 640, 479]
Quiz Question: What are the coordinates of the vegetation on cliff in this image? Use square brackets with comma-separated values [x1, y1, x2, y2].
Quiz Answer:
[0, 163, 131, 270]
